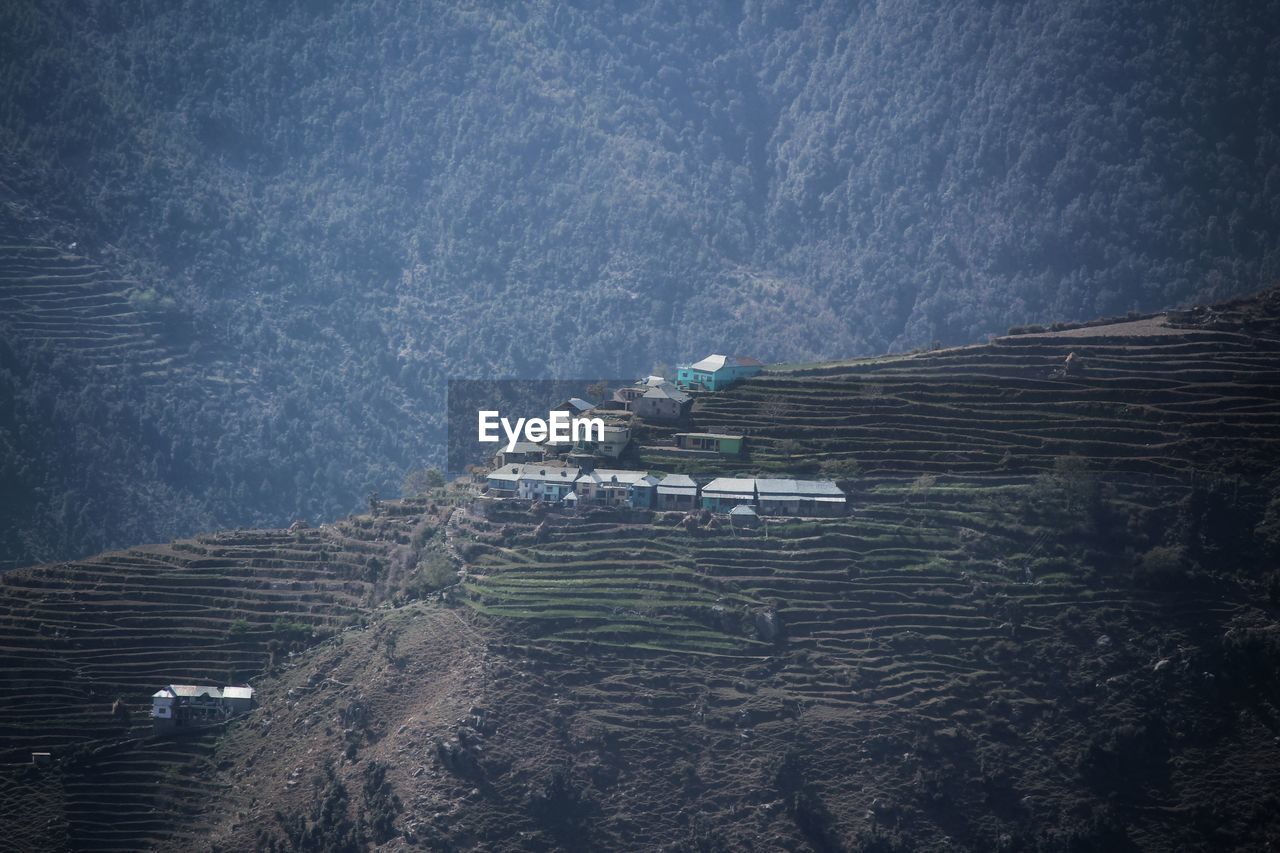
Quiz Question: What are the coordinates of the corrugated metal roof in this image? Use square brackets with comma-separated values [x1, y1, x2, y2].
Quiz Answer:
[756, 478, 844, 497]
[500, 441, 543, 454]
[687, 354, 763, 372]
[674, 432, 743, 441]
[577, 469, 653, 486]
[222, 686, 255, 699]
[641, 385, 690, 403]
[657, 474, 698, 495]
[702, 477, 756, 498]
[518, 464, 581, 482]
[168, 685, 221, 699]
[729, 504, 758, 516]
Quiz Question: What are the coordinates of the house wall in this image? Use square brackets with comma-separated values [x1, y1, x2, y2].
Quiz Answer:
[658, 492, 695, 510]
[630, 486, 656, 509]
[675, 435, 742, 455]
[804, 500, 847, 517]
[701, 494, 753, 512]
[677, 368, 715, 390]
[634, 396, 682, 420]
[758, 498, 800, 516]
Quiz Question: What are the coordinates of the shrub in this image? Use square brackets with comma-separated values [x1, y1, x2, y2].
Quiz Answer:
[1134, 545, 1186, 586]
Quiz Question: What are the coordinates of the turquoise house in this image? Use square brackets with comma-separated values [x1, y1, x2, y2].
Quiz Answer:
[676, 354, 764, 392]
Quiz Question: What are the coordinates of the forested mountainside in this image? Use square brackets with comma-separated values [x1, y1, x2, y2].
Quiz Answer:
[3, 0, 1279, 566]
[2, 294, 1279, 851]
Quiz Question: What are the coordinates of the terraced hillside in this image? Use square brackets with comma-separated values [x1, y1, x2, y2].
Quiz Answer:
[0, 215, 437, 570]
[0, 242, 188, 378]
[4, 292, 1280, 850]
[437, 475, 1278, 849]
[646, 290, 1280, 484]
[0, 497, 451, 851]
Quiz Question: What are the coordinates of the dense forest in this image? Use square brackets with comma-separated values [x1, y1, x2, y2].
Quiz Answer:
[1, 0, 1278, 566]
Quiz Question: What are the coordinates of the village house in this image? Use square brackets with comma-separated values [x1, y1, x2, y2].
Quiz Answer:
[485, 465, 522, 496]
[494, 440, 546, 467]
[151, 684, 255, 733]
[632, 383, 691, 421]
[571, 422, 631, 459]
[613, 375, 668, 407]
[672, 432, 744, 456]
[676, 354, 764, 392]
[551, 397, 596, 417]
[755, 478, 848, 517]
[574, 468, 660, 508]
[517, 464, 581, 502]
[729, 504, 760, 529]
[694, 477, 848, 516]
[655, 473, 699, 511]
[700, 477, 758, 512]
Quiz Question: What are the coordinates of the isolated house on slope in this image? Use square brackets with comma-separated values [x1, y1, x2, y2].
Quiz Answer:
[673, 432, 743, 456]
[676, 354, 763, 392]
[151, 684, 255, 733]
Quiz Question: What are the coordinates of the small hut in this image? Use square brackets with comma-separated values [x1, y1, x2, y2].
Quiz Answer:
[729, 504, 760, 529]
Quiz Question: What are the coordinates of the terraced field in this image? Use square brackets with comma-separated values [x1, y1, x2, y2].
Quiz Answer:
[4, 292, 1280, 850]
[0, 240, 190, 379]
[645, 295, 1280, 483]
[0, 499, 448, 850]
[433, 294, 1280, 848]
[445, 468, 1278, 849]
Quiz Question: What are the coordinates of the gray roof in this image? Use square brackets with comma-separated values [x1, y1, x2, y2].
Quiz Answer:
[487, 466, 522, 483]
[499, 441, 543, 455]
[674, 432, 742, 441]
[657, 473, 697, 488]
[519, 464, 581, 483]
[168, 685, 222, 699]
[641, 385, 690, 403]
[223, 686, 255, 699]
[755, 478, 845, 498]
[577, 469, 656, 487]
[702, 477, 756, 498]
[686, 354, 764, 372]
[557, 397, 595, 413]
[729, 504, 758, 516]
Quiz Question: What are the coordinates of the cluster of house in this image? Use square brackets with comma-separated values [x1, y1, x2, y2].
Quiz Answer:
[609, 354, 764, 419]
[481, 353, 845, 520]
[484, 465, 847, 519]
[151, 683, 255, 733]
[493, 354, 764, 470]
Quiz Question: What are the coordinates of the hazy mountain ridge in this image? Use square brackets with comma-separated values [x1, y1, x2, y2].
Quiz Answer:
[1, 0, 1277, 564]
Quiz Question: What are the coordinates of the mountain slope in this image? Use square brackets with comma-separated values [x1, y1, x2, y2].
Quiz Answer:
[2, 292, 1279, 850]
[3, 0, 1279, 565]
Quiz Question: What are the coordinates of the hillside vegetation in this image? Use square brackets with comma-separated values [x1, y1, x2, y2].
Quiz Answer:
[2, 293, 1279, 850]
[3, 0, 1279, 565]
